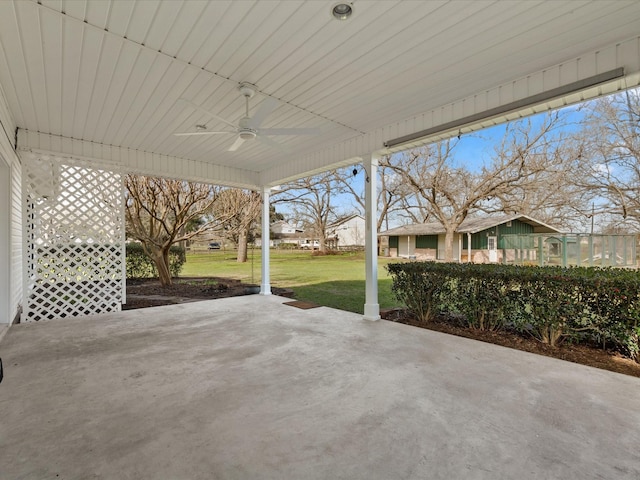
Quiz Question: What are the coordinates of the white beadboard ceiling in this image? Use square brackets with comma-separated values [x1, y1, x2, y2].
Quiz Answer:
[1, 0, 640, 186]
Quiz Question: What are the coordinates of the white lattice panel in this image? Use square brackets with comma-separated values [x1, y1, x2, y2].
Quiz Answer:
[22, 152, 124, 322]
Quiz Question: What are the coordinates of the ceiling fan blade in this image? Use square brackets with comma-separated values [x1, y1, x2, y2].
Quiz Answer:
[228, 136, 246, 152]
[173, 131, 233, 136]
[178, 98, 238, 129]
[257, 134, 289, 153]
[248, 97, 279, 128]
[259, 128, 321, 136]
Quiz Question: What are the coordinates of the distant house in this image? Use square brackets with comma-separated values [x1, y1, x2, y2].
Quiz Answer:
[254, 221, 304, 248]
[263, 217, 366, 249]
[327, 215, 366, 249]
[379, 214, 562, 263]
[271, 220, 303, 236]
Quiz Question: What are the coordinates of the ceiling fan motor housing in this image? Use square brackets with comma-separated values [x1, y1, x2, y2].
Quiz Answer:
[238, 83, 256, 98]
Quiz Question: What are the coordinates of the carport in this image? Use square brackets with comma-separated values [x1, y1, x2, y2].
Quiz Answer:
[2, 1, 640, 325]
[1, 1, 640, 477]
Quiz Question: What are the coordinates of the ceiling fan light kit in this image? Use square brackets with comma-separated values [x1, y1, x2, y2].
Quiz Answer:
[239, 130, 257, 140]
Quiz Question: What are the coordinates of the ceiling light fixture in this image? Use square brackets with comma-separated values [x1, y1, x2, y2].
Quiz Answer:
[332, 3, 353, 20]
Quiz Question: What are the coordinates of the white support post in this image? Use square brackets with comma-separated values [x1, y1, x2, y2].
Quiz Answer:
[467, 233, 472, 263]
[363, 153, 380, 321]
[260, 186, 271, 296]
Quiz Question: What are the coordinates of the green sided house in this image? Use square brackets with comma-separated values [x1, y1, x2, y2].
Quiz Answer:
[379, 214, 562, 263]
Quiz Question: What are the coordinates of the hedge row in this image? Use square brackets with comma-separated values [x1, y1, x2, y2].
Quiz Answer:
[386, 262, 640, 360]
[125, 243, 186, 279]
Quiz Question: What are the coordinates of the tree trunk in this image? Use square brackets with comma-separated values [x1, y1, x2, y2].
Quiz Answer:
[319, 235, 326, 253]
[237, 230, 248, 263]
[151, 246, 173, 286]
[443, 228, 456, 262]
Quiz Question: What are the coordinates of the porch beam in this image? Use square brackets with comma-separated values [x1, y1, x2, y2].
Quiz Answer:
[363, 153, 380, 321]
[17, 131, 260, 190]
[384, 68, 624, 150]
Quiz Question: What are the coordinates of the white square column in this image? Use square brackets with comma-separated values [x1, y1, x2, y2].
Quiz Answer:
[260, 186, 271, 296]
[363, 153, 380, 321]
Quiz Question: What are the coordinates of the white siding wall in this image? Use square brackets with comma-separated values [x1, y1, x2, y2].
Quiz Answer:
[0, 157, 21, 325]
[0, 161, 9, 325]
[1, 80, 21, 325]
[340, 217, 365, 247]
[10, 160, 21, 322]
[328, 216, 366, 247]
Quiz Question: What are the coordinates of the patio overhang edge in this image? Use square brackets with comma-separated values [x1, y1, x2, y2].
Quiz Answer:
[383, 67, 625, 151]
[17, 130, 261, 190]
[258, 35, 640, 185]
[383, 32, 640, 154]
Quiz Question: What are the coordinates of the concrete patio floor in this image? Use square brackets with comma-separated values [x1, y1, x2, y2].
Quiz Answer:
[1, 295, 639, 479]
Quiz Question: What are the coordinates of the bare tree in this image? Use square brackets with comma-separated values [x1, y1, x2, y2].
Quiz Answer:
[387, 140, 469, 260]
[333, 163, 412, 232]
[572, 91, 640, 229]
[214, 189, 262, 262]
[487, 115, 586, 230]
[387, 113, 569, 260]
[125, 175, 229, 286]
[274, 171, 347, 252]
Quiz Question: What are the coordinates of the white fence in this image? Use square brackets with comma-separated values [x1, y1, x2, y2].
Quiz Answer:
[501, 233, 638, 268]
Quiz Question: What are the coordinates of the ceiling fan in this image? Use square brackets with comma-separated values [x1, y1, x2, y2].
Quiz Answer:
[174, 83, 320, 151]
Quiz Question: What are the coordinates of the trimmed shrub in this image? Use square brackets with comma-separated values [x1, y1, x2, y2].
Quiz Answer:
[387, 262, 640, 360]
[125, 243, 186, 279]
[386, 262, 444, 324]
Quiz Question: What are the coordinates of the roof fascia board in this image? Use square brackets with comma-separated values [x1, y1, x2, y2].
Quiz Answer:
[383, 68, 624, 150]
[515, 214, 564, 234]
[381, 214, 563, 236]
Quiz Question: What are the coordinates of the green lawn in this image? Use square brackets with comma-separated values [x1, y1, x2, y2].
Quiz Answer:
[181, 249, 402, 314]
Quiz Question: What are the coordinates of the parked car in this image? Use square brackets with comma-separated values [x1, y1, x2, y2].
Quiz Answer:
[299, 240, 320, 250]
[208, 242, 221, 250]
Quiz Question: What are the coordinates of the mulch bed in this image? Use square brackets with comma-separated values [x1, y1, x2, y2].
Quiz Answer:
[381, 307, 640, 378]
[123, 277, 293, 310]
